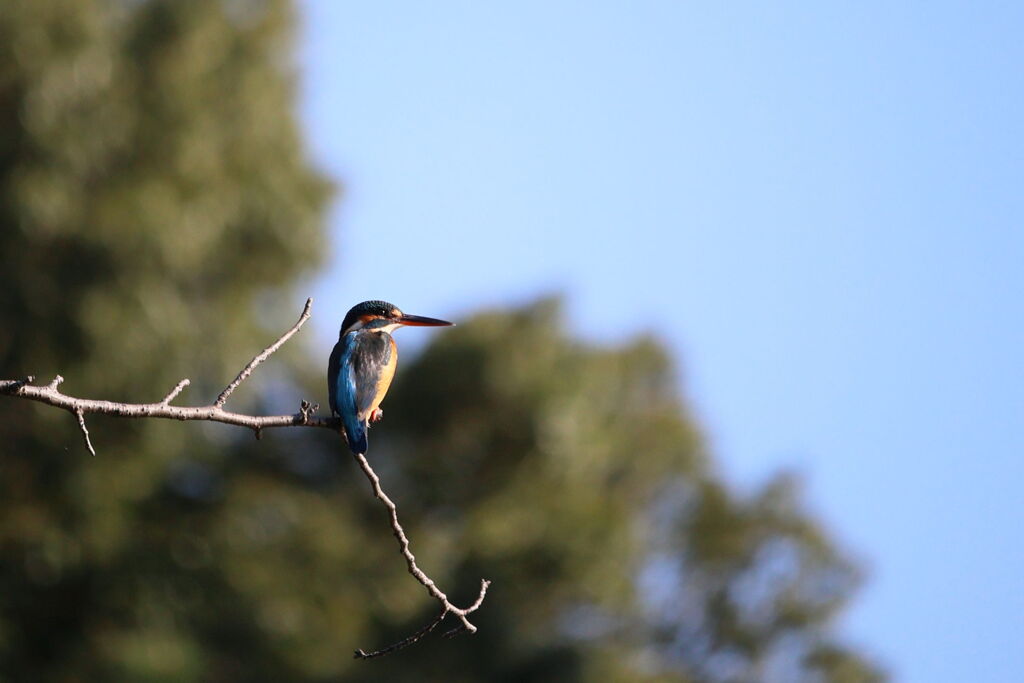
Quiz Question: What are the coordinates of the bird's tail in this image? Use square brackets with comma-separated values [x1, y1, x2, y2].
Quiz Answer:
[343, 413, 368, 454]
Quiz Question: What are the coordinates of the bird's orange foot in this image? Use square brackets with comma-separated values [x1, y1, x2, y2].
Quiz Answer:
[369, 408, 384, 423]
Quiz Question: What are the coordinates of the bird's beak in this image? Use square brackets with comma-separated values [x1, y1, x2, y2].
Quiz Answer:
[397, 313, 454, 327]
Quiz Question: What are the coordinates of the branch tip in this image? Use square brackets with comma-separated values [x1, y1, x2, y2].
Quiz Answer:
[214, 299, 313, 408]
[354, 607, 450, 660]
[161, 379, 191, 404]
[74, 408, 96, 456]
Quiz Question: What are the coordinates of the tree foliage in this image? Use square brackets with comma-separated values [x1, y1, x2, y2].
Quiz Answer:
[0, 1, 882, 680]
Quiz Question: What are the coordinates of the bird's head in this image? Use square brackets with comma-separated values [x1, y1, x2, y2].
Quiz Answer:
[339, 300, 454, 337]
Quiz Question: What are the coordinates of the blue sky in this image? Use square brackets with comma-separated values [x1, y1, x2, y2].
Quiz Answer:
[298, 2, 1024, 680]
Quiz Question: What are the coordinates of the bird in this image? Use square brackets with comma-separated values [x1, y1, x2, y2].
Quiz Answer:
[328, 300, 453, 454]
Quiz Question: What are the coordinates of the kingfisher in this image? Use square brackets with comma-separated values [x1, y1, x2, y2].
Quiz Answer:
[328, 300, 454, 454]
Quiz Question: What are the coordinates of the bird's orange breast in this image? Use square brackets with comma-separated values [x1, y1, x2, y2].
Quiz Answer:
[364, 335, 398, 418]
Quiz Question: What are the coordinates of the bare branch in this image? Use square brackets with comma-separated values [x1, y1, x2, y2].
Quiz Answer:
[214, 298, 312, 408]
[0, 296, 491, 657]
[0, 378, 340, 434]
[351, 451, 490, 655]
[0, 299, 336, 440]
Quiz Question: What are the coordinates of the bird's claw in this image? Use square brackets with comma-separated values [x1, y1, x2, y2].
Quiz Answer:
[369, 408, 384, 423]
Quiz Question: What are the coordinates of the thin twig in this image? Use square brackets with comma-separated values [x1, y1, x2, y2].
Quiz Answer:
[351, 450, 490, 652]
[214, 298, 313, 407]
[442, 624, 468, 639]
[75, 408, 96, 456]
[161, 379, 190, 405]
[354, 606, 449, 660]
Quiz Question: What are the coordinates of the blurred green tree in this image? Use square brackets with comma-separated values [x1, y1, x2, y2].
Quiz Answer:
[0, 1, 882, 681]
[0, 0, 333, 679]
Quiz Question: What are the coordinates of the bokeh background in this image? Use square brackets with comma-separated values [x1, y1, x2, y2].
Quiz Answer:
[2, 1, 1021, 681]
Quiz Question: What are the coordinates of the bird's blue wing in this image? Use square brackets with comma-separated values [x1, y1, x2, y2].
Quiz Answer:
[333, 332, 366, 454]
[327, 340, 343, 417]
[330, 330, 392, 454]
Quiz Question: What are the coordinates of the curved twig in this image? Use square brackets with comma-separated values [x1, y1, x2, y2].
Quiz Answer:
[354, 607, 448, 660]
[351, 451, 490, 656]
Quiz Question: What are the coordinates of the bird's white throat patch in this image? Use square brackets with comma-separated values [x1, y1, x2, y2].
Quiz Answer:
[340, 319, 403, 337]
